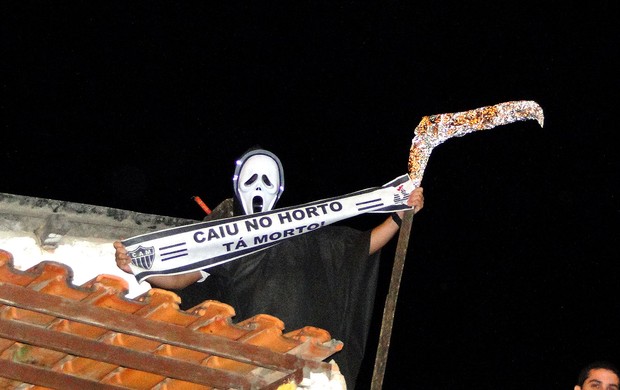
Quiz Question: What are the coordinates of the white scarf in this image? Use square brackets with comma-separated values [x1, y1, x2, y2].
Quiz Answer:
[125, 174, 414, 283]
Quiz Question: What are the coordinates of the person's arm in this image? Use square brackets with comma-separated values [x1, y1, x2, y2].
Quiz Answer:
[113, 240, 202, 289]
[369, 187, 424, 255]
[145, 271, 203, 290]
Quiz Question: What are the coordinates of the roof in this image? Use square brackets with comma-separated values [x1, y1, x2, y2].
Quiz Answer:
[0, 250, 345, 389]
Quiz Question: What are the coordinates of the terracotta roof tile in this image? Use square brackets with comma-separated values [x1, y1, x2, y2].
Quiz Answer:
[0, 249, 344, 389]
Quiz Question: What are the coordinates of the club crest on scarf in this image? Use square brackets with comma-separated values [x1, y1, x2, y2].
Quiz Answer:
[128, 245, 156, 270]
[393, 183, 409, 204]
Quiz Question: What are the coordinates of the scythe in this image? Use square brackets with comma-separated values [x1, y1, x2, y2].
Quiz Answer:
[371, 100, 544, 389]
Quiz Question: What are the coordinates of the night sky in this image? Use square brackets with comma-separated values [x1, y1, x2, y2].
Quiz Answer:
[2, 3, 618, 389]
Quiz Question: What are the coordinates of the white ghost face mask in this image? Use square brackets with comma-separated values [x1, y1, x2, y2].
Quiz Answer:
[232, 149, 284, 215]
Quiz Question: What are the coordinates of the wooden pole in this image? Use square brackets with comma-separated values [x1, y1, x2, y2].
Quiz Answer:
[371, 210, 414, 389]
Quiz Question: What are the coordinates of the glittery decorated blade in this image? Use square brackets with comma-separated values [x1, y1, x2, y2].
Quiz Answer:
[408, 100, 544, 187]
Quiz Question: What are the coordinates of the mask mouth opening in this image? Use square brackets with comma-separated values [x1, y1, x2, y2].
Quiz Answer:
[252, 196, 264, 213]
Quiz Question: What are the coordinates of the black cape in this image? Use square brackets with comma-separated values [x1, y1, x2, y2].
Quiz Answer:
[177, 199, 381, 388]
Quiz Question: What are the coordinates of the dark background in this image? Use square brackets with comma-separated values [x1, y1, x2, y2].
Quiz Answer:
[2, 3, 618, 389]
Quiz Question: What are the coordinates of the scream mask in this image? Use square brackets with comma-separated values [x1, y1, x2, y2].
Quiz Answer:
[232, 149, 284, 215]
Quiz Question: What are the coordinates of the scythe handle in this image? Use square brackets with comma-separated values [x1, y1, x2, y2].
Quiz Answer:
[371, 209, 414, 389]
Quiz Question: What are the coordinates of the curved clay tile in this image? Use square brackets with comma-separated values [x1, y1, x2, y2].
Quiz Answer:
[0, 249, 344, 389]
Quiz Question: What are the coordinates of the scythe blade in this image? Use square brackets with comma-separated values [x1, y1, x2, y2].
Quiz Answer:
[408, 100, 544, 187]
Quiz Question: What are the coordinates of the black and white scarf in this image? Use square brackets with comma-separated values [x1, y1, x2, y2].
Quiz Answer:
[124, 174, 414, 283]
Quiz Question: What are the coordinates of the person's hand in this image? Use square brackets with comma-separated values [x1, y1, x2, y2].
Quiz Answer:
[393, 187, 424, 223]
[113, 240, 133, 274]
[407, 187, 424, 214]
[369, 186, 425, 254]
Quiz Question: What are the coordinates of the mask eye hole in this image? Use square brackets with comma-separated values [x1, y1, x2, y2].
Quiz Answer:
[262, 175, 274, 187]
[243, 174, 258, 186]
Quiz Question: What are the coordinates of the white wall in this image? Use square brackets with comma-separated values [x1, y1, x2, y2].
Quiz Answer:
[0, 231, 151, 298]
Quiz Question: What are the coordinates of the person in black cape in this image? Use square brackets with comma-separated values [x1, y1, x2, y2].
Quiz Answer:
[114, 147, 424, 388]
